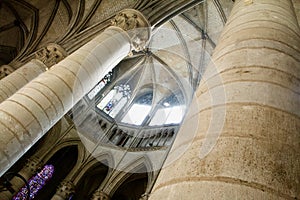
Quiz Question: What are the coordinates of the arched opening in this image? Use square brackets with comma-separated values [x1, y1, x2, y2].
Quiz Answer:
[73, 162, 109, 200]
[111, 168, 148, 200]
[33, 145, 78, 200]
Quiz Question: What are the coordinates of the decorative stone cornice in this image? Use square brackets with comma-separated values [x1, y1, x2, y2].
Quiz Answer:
[56, 180, 75, 198]
[91, 190, 110, 200]
[35, 43, 67, 69]
[111, 9, 151, 51]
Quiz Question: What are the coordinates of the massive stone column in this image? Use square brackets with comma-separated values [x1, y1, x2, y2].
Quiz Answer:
[0, 9, 150, 177]
[149, 0, 300, 199]
[0, 43, 67, 103]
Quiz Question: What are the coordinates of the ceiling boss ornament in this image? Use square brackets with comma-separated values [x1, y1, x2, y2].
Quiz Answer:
[111, 9, 151, 52]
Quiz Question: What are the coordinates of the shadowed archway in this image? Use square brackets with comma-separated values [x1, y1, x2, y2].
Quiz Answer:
[73, 162, 109, 200]
[34, 145, 78, 200]
[111, 167, 148, 200]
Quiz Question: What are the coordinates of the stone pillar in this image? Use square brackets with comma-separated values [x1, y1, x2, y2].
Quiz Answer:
[149, 0, 300, 199]
[0, 9, 150, 177]
[0, 43, 67, 103]
[0, 156, 42, 200]
[91, 190, 111, 200]
[51, 180, 75, 200]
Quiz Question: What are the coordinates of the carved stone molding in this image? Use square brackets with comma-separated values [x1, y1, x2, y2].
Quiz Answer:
[56, 180, 75, 198]
[111, 9, 151, 51]
[35, 43, 67, 69]
[91, 190, 110, 200]
[0, 65, 14, 79]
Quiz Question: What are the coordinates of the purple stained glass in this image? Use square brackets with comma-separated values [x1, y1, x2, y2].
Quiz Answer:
[12, 165, 54, 200]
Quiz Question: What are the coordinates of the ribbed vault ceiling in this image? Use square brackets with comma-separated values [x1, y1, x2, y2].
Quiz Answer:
[0, 0, 233, 68]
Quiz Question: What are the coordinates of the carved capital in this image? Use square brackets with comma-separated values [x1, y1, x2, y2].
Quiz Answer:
[35, 43, 67, 69]
[22, 156, 42, 175]
[0, 65, 14, 79]
[111, 9, 150, 51]
[56, 180, 75, 198]
[91, 190, 110, 200]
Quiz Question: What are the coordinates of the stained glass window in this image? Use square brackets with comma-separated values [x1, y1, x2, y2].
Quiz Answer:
[97, 84, 131, 118]
[12, 165, 54, 200]
[88, 71, 113, 100]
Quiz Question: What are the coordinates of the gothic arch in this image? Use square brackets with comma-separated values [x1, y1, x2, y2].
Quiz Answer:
[73, 160, 110, 200]
[107, 156, 153, 197]
[42, 139, 81, 163]
[73, 152, 114, 184]
[33, 145, 78, 199]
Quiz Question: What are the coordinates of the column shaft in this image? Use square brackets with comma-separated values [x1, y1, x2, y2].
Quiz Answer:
[0, 43, 67, 103]
[0, 60, 46, 103]
[0, 26, 131, 177]
[149, 0, 300, 199]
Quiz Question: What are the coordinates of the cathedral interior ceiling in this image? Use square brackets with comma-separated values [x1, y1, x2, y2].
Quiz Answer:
[0, 0, 233, 68]
[0, 0, 234, 172]
[0, 0, 235, 180]
[0, 0, 299, 199]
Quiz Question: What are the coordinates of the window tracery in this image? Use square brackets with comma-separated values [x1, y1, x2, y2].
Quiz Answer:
[88, 71, 113, 100]
[97, 83, 132, 118]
